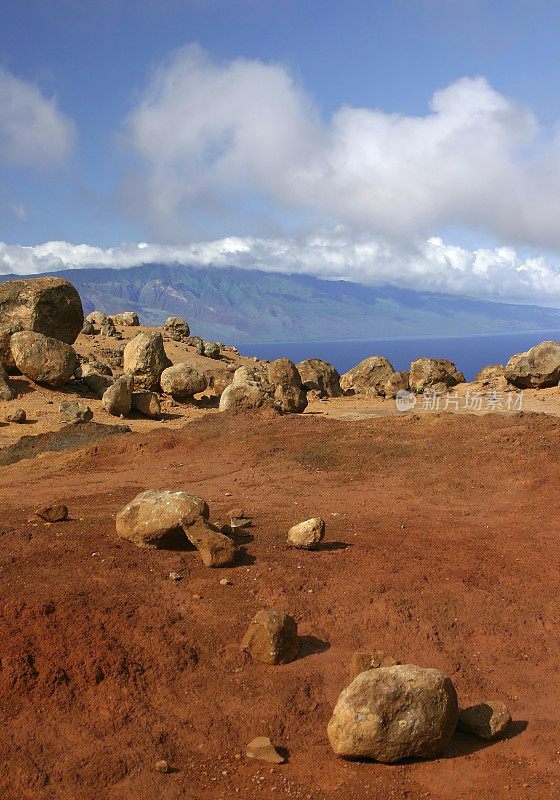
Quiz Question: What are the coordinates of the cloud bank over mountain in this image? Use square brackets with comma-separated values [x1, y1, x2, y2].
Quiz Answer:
[2, 233, 560, 308]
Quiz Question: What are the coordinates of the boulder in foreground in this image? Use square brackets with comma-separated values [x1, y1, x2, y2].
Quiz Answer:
[0, 276, 83, 344]
[296, 358, 342, 398]
[123, 331, 171, 390]
[505, 340, 560, 388]
[327, 664, 458, 762]
[219, 380, 275, 413]
[287, 517, 325, 549]
[457, 701, 511, 740]
[116, 489, 209, 548]
[241, 609, 299, 664]
[340, 356, 394, 396]
[10, 331, 77, 389]
[267, 358, 307, 413]
[409, 358, 464, 391]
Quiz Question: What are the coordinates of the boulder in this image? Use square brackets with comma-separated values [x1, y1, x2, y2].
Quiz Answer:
[327, 664, 458, 762]
[123, 331, 171, 390]
[505, 341, 560, 388]
[80, 361, 113, 378]
[4, 407, 25, 423]
[241, 609, 299, 665]
[81, 320, 95, 335]
[0, 276, 83, 344]
[184, 517, 237, 567]
[0, 365, 14, 401]
[287, 517, 325, 550]
[267, 358, 308, 413]
[409, 358, 462, 391]
[85, 311, 113, 327]
[457, 701, 511, 740]
[131, 390, 161, 418]
[116, 489, 209, 548]
[102, 374, 133, 417]
[83, 370, 113, 397]
[349, 651, 398, 682]
[233, 364, 269, 385]
[10, 331, 77, 389]
[210, 375, 232, 397]
[340, 356, 395, 396]
[384, 371, 410, 399]
[202, 341, 220, 359]
[219, 380, 275, 413]
[164, 317, 190, 338]
[475, 364, 505, 383]
[59, 400, 93, 424]
[112, 312, 139, 326]
[185, 335, 203, 348]
[0, 323, 22, 372]
[296, 358, 342, 398]
[160, 362, 207, 400]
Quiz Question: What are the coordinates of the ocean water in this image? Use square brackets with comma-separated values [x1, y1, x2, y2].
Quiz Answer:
[237, 330, 560, 382]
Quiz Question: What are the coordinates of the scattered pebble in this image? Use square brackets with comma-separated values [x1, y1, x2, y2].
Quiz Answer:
[154, 759, 169, 773]
[169, 572, 182, 580]
[219, 578, 232, 586]
[246, 737, 285, 764]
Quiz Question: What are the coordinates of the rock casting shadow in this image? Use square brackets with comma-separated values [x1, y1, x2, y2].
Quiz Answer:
[318, 541, 351, 551]
[444, 719, 528, 759]
[295, 635, 331, 660]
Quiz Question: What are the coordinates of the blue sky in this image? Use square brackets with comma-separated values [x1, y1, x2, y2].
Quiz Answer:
[2, 0, 560, 305]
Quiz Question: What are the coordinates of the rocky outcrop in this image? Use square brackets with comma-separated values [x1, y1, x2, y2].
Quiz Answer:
[112, 312, 139, 326]
[219, 380, 274, 413]
[160, 363, 207, 400]
[10, 331, 77, 389]
[327, 664, 458, 762]
[296, 358, 342, 398]
[241, 609, 299, 664]
[267, 358, 307, 413]
[0, 276, 83, 344]
[340, 356, 395, 395]
[409, 358, 464, 391]
[102, 374, 133, 417]
[384, 371, 410, 398]
[116, 489, 209, 548]
[457, 701, 511, 740]
[504, 341, 560, 388]
[123, 331, 171, 390]
[287, 517, 325, 549]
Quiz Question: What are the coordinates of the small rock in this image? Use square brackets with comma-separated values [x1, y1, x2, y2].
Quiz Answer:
[5, 407, 25, 423]
[36, 504, 69, 522]
[246, 737, 284, 764]
[241, 609, 299, 665]
[169, 572, 182, 581]
[231, 517, 251, 530]
[219, 578, 232, 586]
[184, 518, 237, 567]
[203, 341, 221, 359]
[227, 506, 245, 519]
[164, 316, 190, 338]
[81, 320, 95, 335]
[457, 701, 511, 740]
[154, 759, 169, 773]
[287, 517, 325, 550]
[102, 374, 133, 417]
[112, 312, 139, 326]
[349, 650, 398, 682]
[59, 400, 93, 424]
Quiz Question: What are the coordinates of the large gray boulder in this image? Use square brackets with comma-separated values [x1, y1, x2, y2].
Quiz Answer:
[504, 341, 560, 388]
[10, 331, 77, 389]
[409, 358, 464, 391]
[219, 380, 274, 413]
[160, 362, 207, 400]
[116, 489, 209, 548]
[267, 358, 307, 413]
[123, 331, 171, 390]
[296, 358, 342, 398]
[0, 276, 83, 344]
[327, 664, 458, 762]
[340, 356, 395, 396]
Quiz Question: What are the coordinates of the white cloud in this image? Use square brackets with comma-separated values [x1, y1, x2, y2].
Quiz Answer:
[122, 45, 560, 250]
[0, 67, 76, 169]
[2, 233, 560, 308]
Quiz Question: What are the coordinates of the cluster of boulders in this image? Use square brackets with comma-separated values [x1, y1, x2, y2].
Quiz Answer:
[339, 355, 466, 397]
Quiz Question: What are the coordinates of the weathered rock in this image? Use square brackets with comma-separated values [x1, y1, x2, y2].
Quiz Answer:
[160, 363, 207, 399]
[112, 312, 139, 326]
[349, 651, 398, 682]
[85, 311, 113, 327]
[154, 759, 169, 774]
[0, 276, 83, 344]
[81, 320, 95, 335]
[246, 737, 285, 764]
[0, 323, 22, 372]
[36, 504, 68, 522]
[116, 489, 209, 548]
[267, 358, 308, 413]
[219, 380, 275, 413]
[185, 335, 203, 348]
[233, 364, 269, 385]
[100, 321, 117, 337]
[327, 664, 458, 762]
[340, 356, 395, 396]
[457, 701, 511, 740]
[102, 374, 133, 417]
[83, 371, 113, 397]
[202, 341, 220, 359]
[505, 341, 560, 388]
[384, 371, 410, 399]
[241, 609, 299, 664]
[0, 365, 14, 400]
[184, 518, 237, 567]
[296, 358, 342, 398]
[10, 331, 77, 389]
[123, 332, 171, 390]
[287, 517, 325, 550]
[81, 360, 113, 377]
[210, 375, 232, 396]
[4, 407, 25, 423]
[164, 317, 190, 338]
[409, 358, 461, 391]
[59, 400, 93, 424]
[131, 390, 161, 418]
[475, 364, 506, 384]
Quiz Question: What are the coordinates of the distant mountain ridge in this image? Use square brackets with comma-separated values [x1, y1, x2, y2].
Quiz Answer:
[2, 262, 560, 343]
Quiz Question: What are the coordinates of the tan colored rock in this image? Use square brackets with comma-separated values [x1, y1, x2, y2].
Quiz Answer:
[102, 374, 133, 417]
[0, 365, 14, 401]
[112, 312, 139, 326]
[241, 609, 299, 665]
[384, 371, 410, 399]
[36, 504, 68, 522]
[59, 400, 93, 423]
[116, 489, 209, 548]
[409, 358, 461, 391]
[86, 311, 113, 327]
[505, 340, 560, 388]
[83, 371, 113, 397]
[287, 517, 325, 550]
[184, 517, 237, 567]
[0, 276, 83, 344]
[219, 380, 274, 413]
[210, 374, 232, 396]
[4, 407, 25, 423]
[0, 322, 22, 372]
[296, 358, 342, 398]
[160, 362, 207, 399]
[349, 651, 398, 682]
[10, 331, 77, 389]
[327, 664, 458, 762]
[164, 316, 190, 337]
[154, 759, 169, 773]
[131, 390, 161, 418]
[246, 737, 285, 764]
[233, 364, 268, 384]
[123, 331, 171, 390]
[267, 358, 307, 413]
[457, 701, 511, 740]
[340, 356, 395, 396]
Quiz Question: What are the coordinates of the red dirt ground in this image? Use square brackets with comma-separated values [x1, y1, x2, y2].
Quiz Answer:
[1, 409, 560, 799]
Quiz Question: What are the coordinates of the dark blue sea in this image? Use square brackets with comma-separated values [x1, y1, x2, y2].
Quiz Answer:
[237, 330, 560, 381]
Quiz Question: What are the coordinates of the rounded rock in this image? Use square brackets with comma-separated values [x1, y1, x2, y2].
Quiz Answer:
[287, 517, 325, 550]
[116, 489, 209, 548]
[10, 331, 77, 389]
[241, 609, 299, 665]
[160, 362, 207, 400]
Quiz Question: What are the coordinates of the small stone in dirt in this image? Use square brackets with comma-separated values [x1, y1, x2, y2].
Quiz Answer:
[59, 399, 93, 424]
[349, 650, 398, 682]
[36, 504, 69, 522]
[219, 578, 232, 585]
[241, 609, 299, 665]
[184, 518, 237, 567]
[287, 517, 325, 550]
[227, 506, 245, 519]
[246, 736, 285, 764]
[5, 407, 25, 423]
[231, 517, 251, 530]
[154, 759, 169, 773]
[457, 701, 511, 740]
[168, 572, 182, 581]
